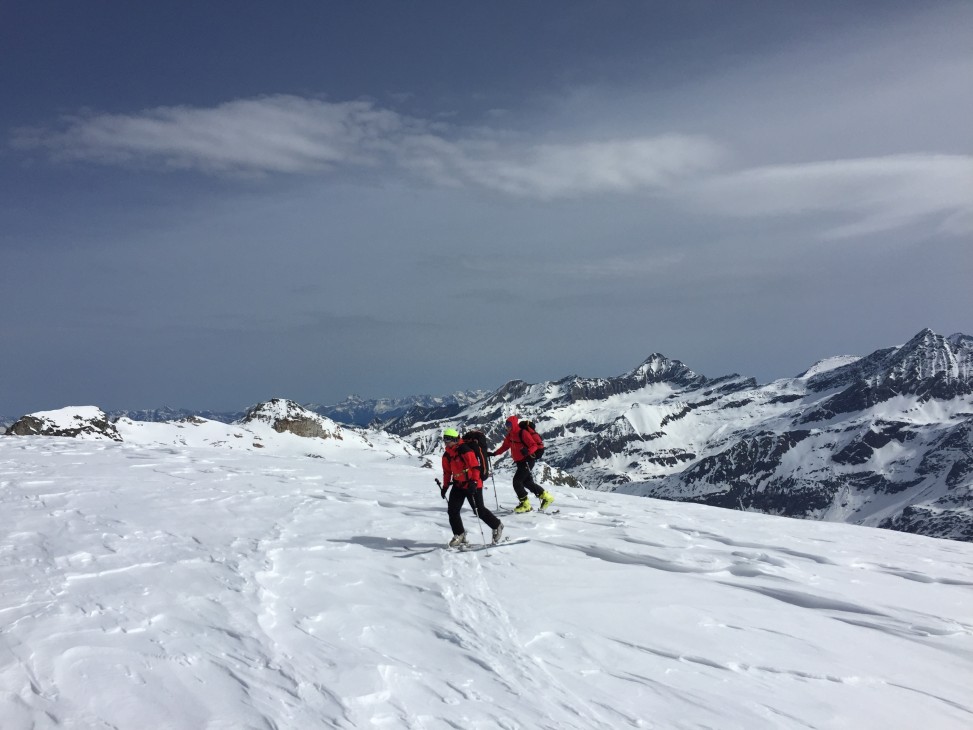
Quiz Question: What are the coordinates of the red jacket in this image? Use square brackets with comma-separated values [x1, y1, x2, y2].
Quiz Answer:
[493, 415, 542, 462]
[442, 440, 483, 488]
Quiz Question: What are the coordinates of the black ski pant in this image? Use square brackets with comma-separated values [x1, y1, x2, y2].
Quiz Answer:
[447, 484, 500, 536]
[512, 458, 543, 501]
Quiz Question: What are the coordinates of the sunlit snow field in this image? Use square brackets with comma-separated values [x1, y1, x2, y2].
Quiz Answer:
[2, 421, 972, 729]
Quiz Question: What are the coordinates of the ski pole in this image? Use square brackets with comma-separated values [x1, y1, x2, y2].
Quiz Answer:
[468, 490, 486, 545]
[492, 453, 507, 508]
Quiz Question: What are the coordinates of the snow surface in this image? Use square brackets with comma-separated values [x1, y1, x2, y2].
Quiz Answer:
[798, 356, 863, 379]
[29, 406, 106, 425]
[2, 422, 973, 730]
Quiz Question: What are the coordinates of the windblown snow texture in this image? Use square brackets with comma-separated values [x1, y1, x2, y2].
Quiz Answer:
[1, 419, 971, 729]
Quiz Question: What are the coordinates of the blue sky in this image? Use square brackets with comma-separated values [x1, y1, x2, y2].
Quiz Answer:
[2, 1, 971, 416]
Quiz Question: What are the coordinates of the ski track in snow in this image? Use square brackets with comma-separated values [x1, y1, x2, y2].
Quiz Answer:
[1, 436, 973, 729]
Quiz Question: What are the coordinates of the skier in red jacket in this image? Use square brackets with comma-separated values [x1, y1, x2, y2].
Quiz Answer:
[493, 415, 554, 513]
[441, 428, 504, 547]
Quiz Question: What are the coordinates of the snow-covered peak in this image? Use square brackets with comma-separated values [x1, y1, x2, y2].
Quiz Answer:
[799, 355, 863, 379]
[241, 398, 362, 442]
[947, 332, 973, 350]
[803, 329, 973, 396]
[5, 406, 122, 441]
[624, 353, 703, 386]
[241, 398, 326, 425]
[885, 327, 973, 384]
[33, 405, 106, 426]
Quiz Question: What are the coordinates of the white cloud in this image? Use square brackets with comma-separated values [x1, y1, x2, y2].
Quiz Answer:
[13, 95, 724, 198]
[685, 154, 973, 238]
[13, 96, 408, 174]
[419, 135, 726, 200]
[15, 96, 971, 239]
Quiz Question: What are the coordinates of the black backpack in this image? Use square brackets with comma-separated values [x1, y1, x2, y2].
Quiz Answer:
[519, 420, 545, 460]
[461, 430, 492, 481]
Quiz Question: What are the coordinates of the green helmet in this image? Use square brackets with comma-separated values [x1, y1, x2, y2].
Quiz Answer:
[443, 428, 460, 439]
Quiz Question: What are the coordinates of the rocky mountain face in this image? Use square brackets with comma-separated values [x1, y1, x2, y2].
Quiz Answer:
[241, 398, 346, 440]
[394, 329, 973, 542]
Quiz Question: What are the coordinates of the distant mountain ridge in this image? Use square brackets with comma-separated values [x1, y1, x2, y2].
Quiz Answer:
[89, 391, 489, 429]
[5, 400, 419, 461]
[4, 329, 971, 541]
[393, 329, 973, 542]
[306, 391, 490, 427]
[105, 406, 247, 424]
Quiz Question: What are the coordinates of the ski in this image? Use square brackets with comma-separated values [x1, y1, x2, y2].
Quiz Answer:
[497, 508, 560, 516]
[448, 536, 530, 552]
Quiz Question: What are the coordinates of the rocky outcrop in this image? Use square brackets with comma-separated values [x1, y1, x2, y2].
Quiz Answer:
[240, 399, 345, 439]
[5, 406, 122, 441]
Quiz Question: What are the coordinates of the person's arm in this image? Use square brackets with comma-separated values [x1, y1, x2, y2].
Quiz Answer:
[442, 453, 453, 488]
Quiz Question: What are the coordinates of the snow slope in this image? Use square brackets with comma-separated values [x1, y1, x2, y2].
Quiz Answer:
[2, 421, 972, 729]
[393, 329, 973, 541]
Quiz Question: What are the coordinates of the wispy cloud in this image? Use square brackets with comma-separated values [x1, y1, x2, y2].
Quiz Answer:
[685, 154, 973, 238]
[12, 96, 410, 174]
[407, 135, 726, 199]
[12, 95, 723, 198]
[13, 95, 972, 238]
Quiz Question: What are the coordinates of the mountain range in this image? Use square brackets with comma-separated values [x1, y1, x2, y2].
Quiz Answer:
[1, 391, 486, 430]
[302, 390, 489, 427]
[4, 328, 971, 542]
[388, 328, 973, 542]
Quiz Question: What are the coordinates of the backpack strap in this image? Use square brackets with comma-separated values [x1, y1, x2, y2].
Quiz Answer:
[518, 425, 533, 452]
[518, 421, 543, 453]
[452, 443, 479, 482]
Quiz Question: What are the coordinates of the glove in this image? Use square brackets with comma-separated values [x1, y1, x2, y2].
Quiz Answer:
[441, 483, 449, 499]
